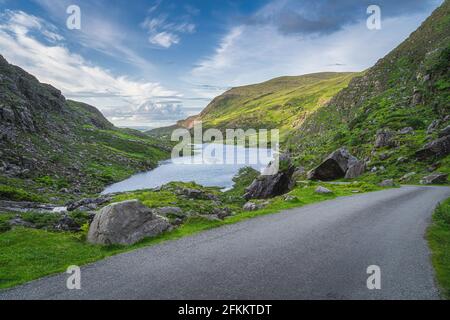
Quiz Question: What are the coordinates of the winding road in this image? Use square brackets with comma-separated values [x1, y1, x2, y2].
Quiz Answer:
[1, 186, 449, 300]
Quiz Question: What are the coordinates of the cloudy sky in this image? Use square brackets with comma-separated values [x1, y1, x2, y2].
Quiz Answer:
[0, 0, 444, 129]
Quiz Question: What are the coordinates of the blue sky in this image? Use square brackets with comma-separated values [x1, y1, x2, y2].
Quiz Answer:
[0, 0, 444, 128]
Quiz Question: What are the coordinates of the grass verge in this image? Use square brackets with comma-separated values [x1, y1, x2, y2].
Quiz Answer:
[0, 182, 382, 290]
[427, 197, 450, 299]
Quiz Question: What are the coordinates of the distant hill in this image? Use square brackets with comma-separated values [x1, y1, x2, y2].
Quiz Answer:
[148, 72, 356, 141]
[0, 55, 170, 201]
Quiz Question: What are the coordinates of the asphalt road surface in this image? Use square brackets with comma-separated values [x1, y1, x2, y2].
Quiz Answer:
[1, 186, 449, 300]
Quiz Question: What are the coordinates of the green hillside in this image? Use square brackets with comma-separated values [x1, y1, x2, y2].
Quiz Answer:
[149, 72, 356, 141]
[0, 55, 171, 202]
[287, 0, 450, 184]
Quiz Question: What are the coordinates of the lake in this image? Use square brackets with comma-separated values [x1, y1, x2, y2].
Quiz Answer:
[102, 144, 274, 194]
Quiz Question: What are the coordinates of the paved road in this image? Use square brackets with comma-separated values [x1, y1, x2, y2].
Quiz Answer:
[1, 186, 449, 300]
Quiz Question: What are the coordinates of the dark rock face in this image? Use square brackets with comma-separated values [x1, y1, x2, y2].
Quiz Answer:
[416, 135, 450, 159]
[87, 200, 171, 245]
[244, 154, 295, 200]
[308, 148, 364, 181]
[420, 173, 448, 185]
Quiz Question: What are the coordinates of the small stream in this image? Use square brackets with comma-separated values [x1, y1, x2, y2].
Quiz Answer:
[102, 144, 274, 194]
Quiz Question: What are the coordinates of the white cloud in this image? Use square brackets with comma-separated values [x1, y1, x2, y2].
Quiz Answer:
[141, 9, 196, 49]
[149, 31, 179, 48]
[189, 12, 432, 98]
[0, 10, 180, 127]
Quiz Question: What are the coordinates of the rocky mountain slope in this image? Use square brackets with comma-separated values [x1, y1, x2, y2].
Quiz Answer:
[148, 72, 356, 141]
[286, 0, 450, 184]
[0, 55, 170, 202]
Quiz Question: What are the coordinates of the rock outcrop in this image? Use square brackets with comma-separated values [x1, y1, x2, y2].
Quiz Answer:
[244, 154, 295, 200]
[420, 173, 448, 185]
[87, 200, 171, 245]
[416, 135, 450, 159]
[308, 148, 364, 181]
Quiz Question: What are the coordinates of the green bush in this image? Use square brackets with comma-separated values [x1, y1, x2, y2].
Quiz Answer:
[0, 185, 45, 202]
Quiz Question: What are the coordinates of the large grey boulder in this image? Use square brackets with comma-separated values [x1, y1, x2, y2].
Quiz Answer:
[87, 200, 171, 245]
[416, 135, 450, 159]
[308, 148, 364, 181]
[378, 179, 395, 187]
[244, 153, 295, 200]
[420, 173, 448, 185]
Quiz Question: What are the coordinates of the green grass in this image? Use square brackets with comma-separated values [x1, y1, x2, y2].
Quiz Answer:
[0, 181, 382, 290]
[427, 197, 450, 299]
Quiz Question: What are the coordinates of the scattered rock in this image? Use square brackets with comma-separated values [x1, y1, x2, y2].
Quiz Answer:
[67, 196, 111, 212]
[54, 216, 80, 232]
[397, 156, 408, 163]
[315, 186, 332, 194]
[212, 207, 232, 220]
[400, 172, 416, 182]
[374, 129, 395, 148]
[378, 179, 395, 187]
[416, 135, 450, 159]
[439, 125, 450, 138]
[156, 207, 184, 218]
[8, 215, 34, 228]
[308, 148, 363, 181]
[399, 127, 414, 135]
[243, 201, 269, 211]
[427, 120, 440, 134]
[284, 195, 298, 202]
[420, 173, 448, 185]
[379, 152, 391, 161]
[244, 154, 295, 199]
[87, 200, 171, 245]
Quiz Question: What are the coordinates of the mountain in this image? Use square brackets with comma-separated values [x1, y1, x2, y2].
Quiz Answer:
[0, 55, 170, 202]
[148, 72, 356, 140]
[286, 0, 450, 183]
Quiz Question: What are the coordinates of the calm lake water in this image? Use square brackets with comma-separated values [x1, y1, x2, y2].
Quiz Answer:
[102, 144, 274, 194]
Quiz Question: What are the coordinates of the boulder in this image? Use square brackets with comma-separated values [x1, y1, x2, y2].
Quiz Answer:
[315, 186, 332, 194]
[374, 129, 395, 148]
[345, 160, 365, 179]
[308, 148, 363, 181]
[244, 153, 295, 200]
[378, 179, 395, 187]
[420, 173, 448, 185]
[87, 200, 171, 245]
[416, 135, 450, 159]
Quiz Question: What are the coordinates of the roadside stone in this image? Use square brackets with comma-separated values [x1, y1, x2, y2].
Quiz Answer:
[315, 186, 332, 194]
[87, 200, 172, 245]
[416, 135, 450, 159]
[420, 173, 448, 185]
[400, 172, 416, 182]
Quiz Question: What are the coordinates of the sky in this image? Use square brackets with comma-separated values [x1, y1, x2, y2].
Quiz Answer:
[0, 0, 444, 129]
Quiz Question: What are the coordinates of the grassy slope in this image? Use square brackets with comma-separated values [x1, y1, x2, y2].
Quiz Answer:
[427, 197, 450, 299]
[0, 181, 382, 289]
[0, 100, 171, 203]
[149, 72, 356, 142]
[287, 1, 450, 184]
